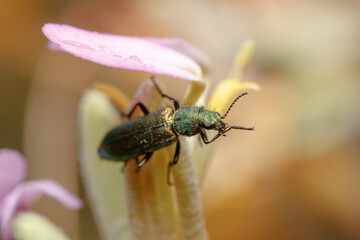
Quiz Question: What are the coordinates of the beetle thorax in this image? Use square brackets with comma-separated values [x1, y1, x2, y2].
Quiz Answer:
[173, 106, 201, 136]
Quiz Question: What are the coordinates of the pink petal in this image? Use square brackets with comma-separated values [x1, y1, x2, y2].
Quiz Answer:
[0, 180, 82, 240]
[144, 37, 210, 72]
[42, 23, 204, 81]
[0, 149, 26, 202]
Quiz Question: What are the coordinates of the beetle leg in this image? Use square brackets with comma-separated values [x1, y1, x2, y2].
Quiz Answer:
[150, 76, 180, 110]
[137, 152, 153, 168]
[167, 139, 181, 185]
[200, 128, 210, 144]
[200, 128, 223, 144]
[200, 126, 233, 144]
[125, 102, 150, 118]
[173, 139, 181, 165]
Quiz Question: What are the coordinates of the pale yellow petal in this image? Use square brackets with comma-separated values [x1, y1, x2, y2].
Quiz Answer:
[207, 79, 259, 115]
[229, 39, 255, 80]
[78, 89, 130, 240]
[12, 212, 70, 240]
[240, 81, 261, 91]
[183, 80, 207, 106]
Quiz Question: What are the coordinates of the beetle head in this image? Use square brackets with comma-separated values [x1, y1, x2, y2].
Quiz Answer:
[198, 109, 225, 131]
[203, 92, 255, 133]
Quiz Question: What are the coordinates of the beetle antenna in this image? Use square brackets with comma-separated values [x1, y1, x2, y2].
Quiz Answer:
[231, 125, 255, 131]
[222, 92, 248, 119]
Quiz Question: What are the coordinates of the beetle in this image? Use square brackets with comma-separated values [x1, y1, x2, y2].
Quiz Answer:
[98, 77, 254, 182]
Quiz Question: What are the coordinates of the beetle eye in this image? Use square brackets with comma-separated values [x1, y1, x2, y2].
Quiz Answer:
[203, 121, 212, 128]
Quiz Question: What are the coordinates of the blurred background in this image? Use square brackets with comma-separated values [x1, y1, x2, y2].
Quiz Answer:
[1, 0, 359, 239]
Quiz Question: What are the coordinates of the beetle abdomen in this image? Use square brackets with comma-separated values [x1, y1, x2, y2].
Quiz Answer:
[98, 108, 177, 162]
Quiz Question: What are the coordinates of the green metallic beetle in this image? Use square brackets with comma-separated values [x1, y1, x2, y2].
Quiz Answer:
[98, 77, 253, 180]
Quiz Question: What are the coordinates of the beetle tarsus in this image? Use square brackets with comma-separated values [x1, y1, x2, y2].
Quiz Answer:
[137, 152, 153, 168]
[134, 157, 140, 172]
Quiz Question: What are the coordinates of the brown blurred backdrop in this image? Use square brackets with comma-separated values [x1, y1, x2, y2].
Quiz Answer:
[1, 0, 360, 239]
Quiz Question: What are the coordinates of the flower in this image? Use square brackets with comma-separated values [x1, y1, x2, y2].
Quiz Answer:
[42, 23, 207, 81]
[78, 43, 258, 240]
[0, 149, 82, 240]
[43, 22, 259, 239]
